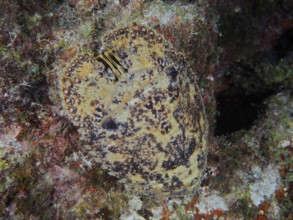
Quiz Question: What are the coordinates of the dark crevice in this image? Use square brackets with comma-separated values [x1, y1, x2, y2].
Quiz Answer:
[215, 90, 274, 136]
[215, 27, 293, 136]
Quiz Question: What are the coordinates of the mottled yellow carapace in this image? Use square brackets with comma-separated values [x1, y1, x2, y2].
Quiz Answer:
[58, 23, 208, 195]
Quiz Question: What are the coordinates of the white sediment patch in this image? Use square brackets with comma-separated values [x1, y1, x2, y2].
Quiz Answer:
[195, 193, 228, 214]
[249, 165, 281, 206]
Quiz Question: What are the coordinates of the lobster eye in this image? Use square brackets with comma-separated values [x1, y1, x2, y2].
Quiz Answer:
[102, 118, 118, 130]
[166, 66, 178, 81]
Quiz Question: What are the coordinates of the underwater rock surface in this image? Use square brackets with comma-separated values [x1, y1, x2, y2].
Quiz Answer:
[1, 0, 291, 219]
